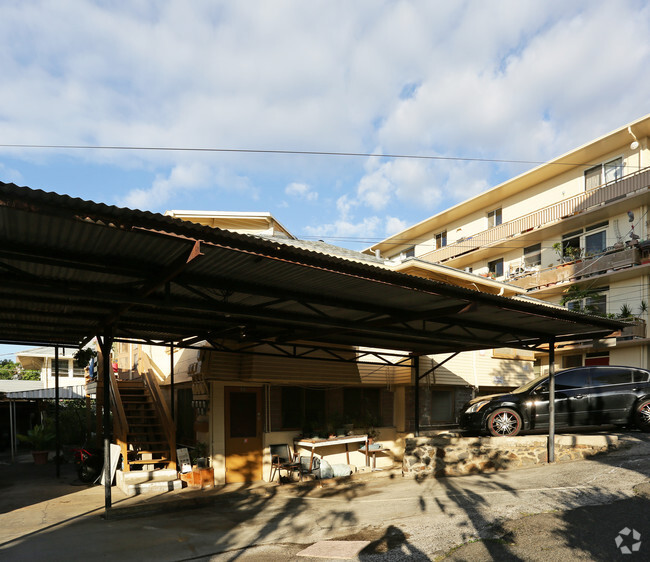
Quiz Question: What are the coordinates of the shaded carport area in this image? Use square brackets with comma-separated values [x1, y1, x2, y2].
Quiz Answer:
[0, 181, 625, 513]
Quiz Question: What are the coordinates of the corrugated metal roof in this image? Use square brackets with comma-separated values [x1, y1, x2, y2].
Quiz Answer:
[0, 181, 626, 356]
[4, 384, 88, 400]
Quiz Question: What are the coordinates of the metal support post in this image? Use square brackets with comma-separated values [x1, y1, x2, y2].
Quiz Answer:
[55, 345, 60, 478]
[547, 340, 556, 463]
[413, 355, 420, 437]
[99, 329, 114, 512]
[170, 343, 175, 420]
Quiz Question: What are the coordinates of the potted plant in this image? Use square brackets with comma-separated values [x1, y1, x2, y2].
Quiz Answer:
[18, 422, 55, 464]
[192, 441, 209, 468]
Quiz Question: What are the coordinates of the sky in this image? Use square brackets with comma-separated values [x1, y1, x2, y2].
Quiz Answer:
[2, 0, 650, 358]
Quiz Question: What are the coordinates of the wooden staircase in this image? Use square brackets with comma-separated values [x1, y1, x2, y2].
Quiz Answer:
[117, 379, 175, 471]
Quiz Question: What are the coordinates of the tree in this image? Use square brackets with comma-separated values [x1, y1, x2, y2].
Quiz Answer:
[0, 359, 40, 381]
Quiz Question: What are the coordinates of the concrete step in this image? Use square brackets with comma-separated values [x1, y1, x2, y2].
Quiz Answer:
[116, 469, 182, 497]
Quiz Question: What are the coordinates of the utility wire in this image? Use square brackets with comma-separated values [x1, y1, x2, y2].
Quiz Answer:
[0, 142, 616, 168]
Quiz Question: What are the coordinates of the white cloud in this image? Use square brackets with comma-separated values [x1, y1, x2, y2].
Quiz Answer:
[0, 163, 24, 184]
[120, 163, 213, 210]
[2, 1, 650, 247]
[385, 216, 408, 237]
[285, 182, 318, 201]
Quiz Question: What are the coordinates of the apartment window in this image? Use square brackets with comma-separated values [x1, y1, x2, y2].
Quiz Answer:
[561, 229, 582, 260]
[584, 221, 608, 256]
[487, 258, 504, 277]
[562, 354, 582, 368]
[435, 230, 447, 249]
[53, 359, 69, 377]
[487, 208, 502, 229]
[403, 246, 415, 258]
[566, 286, 608, 316]
[280, 386, 326, 430]
[343, 388, 381, 425]
[584, 157, 623, 190]
[523, 243, 541, 267]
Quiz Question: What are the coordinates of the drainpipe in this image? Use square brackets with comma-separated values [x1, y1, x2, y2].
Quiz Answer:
[547, 340, 556, 463]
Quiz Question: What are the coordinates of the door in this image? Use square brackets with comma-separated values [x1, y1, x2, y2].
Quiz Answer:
[555, 369, 591, 427]
[529, 369, 590, 428]
[588, 367, 636, 424]
[224, 387, 263, 483]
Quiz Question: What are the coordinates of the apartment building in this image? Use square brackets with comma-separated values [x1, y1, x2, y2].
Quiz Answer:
[368, 114, 650, 411]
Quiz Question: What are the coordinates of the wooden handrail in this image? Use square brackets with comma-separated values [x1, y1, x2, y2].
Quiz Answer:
[98, 348, 129, 440]
[139, 352, 176, 470]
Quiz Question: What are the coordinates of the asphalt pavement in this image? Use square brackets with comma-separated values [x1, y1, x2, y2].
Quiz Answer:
[1, 432, 649, 561]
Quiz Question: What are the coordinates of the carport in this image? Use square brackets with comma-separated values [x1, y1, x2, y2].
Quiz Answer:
[0, 181, 624, 512]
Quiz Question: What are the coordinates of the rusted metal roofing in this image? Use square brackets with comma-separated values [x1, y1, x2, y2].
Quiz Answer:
[0, 181, 625, 355]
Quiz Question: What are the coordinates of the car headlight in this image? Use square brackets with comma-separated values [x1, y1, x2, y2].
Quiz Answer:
[465, 400, 490, 414]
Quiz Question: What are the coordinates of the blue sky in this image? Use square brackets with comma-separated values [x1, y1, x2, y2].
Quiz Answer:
[2, 0, 650, 358]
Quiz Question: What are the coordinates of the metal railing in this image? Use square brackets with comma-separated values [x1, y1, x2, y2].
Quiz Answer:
[419, 167, 650, 263]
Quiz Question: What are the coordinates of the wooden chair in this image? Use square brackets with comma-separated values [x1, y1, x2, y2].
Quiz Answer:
[269, 444, 301, 484]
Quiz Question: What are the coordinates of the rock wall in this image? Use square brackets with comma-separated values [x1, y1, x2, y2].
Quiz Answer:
[403, 433, 620, 477]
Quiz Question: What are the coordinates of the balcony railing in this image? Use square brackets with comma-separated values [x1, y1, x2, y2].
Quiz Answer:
[419, 167, 650, 264]
[508, 246, 642, 291]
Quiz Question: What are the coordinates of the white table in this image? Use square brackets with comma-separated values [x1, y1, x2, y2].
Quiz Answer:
[294, 435, 368, 470]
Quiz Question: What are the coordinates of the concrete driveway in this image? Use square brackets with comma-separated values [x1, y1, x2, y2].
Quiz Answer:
[1, 432, 649, 561]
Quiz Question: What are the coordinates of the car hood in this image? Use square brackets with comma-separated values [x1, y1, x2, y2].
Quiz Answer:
[466, 393, 514, 406]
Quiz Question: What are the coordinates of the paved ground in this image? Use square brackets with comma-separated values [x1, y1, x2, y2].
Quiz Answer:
[1, 431, 649, 561]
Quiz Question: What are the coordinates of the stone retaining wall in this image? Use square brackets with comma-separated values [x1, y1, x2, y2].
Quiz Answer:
[403, 433, 620, 477]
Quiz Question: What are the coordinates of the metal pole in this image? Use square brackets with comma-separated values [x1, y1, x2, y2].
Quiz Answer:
[547, 340, 556, 463]
[9, 400, 15, 463]
[170, 343, 175, 420]
[413, 355, 420, 437]
[55, 345, 60, 478]
[100, 330, 113, 512]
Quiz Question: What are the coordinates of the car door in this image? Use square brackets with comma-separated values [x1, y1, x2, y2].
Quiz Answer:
[553, 368, 591, 427]
[588, 367, 636, 424]
[527, 369, 588, 428]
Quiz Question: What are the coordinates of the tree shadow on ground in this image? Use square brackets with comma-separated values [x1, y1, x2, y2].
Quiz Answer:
[423, 429, 650, 560]
[0, 460, 90, 514]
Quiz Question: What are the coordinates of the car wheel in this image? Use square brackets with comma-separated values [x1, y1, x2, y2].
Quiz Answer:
[487, 408, 522, 437]
[634, 399, 650, 432]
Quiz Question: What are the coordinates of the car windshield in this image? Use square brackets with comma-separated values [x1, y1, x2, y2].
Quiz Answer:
[512, 373, 547, 394]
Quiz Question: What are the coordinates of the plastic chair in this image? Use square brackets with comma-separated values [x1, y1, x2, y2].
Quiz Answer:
[269, 444, 301, 484]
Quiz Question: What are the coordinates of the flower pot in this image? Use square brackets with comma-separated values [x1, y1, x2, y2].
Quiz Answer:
[32, 451, 49, 465]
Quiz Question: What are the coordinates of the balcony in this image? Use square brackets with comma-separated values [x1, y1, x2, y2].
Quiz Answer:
[419, 167, 650, 264]
[508, 246, 642, 291]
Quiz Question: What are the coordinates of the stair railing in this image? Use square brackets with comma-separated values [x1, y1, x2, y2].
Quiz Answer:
[139, 352, 177, 471]
[99, 348, 130, 471]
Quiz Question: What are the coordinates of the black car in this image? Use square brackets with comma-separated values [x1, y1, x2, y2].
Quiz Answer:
[459, 365, 650, 437]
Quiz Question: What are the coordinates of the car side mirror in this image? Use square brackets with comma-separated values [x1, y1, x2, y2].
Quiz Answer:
[536, 384, 549, 394]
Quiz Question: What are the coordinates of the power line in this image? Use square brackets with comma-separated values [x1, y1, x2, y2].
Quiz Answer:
[0, 142, 601, 168]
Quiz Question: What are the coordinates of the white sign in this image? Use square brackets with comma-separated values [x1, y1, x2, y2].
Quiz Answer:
[177, 448, 192, 473]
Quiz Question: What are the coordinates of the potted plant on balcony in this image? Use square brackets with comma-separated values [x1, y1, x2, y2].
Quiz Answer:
[18, 422, 55, 464]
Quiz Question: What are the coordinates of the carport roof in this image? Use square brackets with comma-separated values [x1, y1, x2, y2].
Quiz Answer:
[0, 181, 624, 355]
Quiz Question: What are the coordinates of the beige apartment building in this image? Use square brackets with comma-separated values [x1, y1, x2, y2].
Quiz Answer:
[368, 114, 650, 414]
